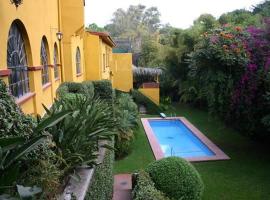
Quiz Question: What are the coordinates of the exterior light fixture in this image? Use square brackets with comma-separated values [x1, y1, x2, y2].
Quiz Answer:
[10, 0, 23, 7]
[56, 32, 63, 41]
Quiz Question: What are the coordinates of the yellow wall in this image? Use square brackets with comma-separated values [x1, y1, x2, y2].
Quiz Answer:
[60, 0, 85, 82]
[83, 33, 113, 81]
[0, 0, 60, 115]
[112, 53, 133, 92]
[83, 33, 101, 80]
[138, 88, 160, 105]
[0, 0, 86, 115]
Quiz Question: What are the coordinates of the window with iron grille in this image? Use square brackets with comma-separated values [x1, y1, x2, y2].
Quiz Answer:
[54, 44, 59, 79]
[76, 47, 81, 74]
[41, 38, 49, 85]
[7, 22, 30, 98]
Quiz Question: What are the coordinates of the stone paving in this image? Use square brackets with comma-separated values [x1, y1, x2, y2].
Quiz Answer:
[112, 174, 132, 200]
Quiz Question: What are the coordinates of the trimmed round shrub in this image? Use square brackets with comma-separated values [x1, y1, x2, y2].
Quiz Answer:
[132, 170, 170, 200]
[145, 157, 204, 200]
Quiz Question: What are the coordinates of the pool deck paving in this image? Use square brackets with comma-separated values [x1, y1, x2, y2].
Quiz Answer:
[112, 174, 132, 200]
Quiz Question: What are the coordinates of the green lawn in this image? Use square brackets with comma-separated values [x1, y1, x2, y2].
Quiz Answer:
[114, 104, 270, 199]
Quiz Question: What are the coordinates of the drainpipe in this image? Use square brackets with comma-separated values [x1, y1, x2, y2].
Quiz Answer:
[57, 0, 64, 82]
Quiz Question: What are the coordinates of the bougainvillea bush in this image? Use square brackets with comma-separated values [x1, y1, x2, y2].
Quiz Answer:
[229, 20, 270, 137]
[187, 25, 249, 116]
[186, 19, 270, 138]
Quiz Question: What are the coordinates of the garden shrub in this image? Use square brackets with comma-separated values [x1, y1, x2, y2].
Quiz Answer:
[86, 141, 114, 200]
[132, 170, 170, 200]
[0, 81, 69, 198]
[92, 80, 113, 103]
[145, 157, 204, 200]
[56, 82, 92, 99]
[114, 93, 139, 159]
[82, 81, 95, 99]
[131, 89, 161, 114]
[0, 80, 35, 139]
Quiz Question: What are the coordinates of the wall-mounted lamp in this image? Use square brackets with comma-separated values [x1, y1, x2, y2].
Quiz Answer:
[10, 0, 23, 7]
[56, 32, 63, 41]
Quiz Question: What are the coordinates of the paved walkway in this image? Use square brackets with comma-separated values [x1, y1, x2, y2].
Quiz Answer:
[112, 174, 132, 200]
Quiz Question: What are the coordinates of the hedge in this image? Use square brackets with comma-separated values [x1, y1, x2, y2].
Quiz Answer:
[56, 81, 94, 99]
[132, 170, 170, 200]
[92, 80, 113, 103]
[145, 157, 204, 200]
[86, 142, 114, 200]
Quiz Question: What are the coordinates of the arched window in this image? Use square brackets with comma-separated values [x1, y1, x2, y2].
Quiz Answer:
[7, 22, 30, 98]
[41, 37, 49, 85]
[53, 43, 59, 79]
[76, 47, 81, 74]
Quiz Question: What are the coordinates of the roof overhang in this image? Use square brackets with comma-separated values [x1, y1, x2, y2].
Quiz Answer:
[87, 31, 116, 47]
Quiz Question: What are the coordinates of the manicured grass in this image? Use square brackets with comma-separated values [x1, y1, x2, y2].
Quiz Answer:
[114, 103, 270, 199]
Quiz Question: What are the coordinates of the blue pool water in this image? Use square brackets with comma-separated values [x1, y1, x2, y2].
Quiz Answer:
[149, 120, 214, 158]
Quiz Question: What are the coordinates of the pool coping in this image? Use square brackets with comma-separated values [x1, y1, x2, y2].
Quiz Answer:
[141, 117, 230, 162]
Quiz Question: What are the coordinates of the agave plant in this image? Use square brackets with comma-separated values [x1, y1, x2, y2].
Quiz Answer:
[43, 94, 115, 171]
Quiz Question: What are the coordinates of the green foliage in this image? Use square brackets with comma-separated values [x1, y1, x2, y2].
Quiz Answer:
[193, 14, 218, 32]
[131, 89, 160, 114]
[138, 37, 159, 67]
[105, 4, 161, 55]
[82, 81, 95, 99]
[87, 23, 105, 32]
[132, 170, 170, 200]
[146, 157, 204, 200]
[57, 82, 94, 99]
[219, 9, 261, 27]
[46, 95, 115, 170]
[0, 110, 70, 197]
[253, 1, 270, 17]
[86, 141, 114, 200]
[0, 80, 35, 139]
[183, 25, 249, 115]
[92, 80, 113, 104]
[114, 93, 138, 159]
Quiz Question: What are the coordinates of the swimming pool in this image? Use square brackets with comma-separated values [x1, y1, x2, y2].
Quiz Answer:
[141, 117, 229, 162]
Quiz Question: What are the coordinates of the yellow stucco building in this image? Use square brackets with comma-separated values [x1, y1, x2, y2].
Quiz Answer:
[0, 0, 133, 115]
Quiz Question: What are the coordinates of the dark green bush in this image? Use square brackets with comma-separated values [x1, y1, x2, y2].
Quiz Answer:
[86, 141, 114, 200]
[56, 82, 92, 99]
[114, 93, 139, 159]
[132, 170, 170, 200]
[145, 157, 204, 200]
[131, 89, 161, 114]
[92, 80, 113, 103]
[0, 79, 35, 139]
[82, 81, 95, 98]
